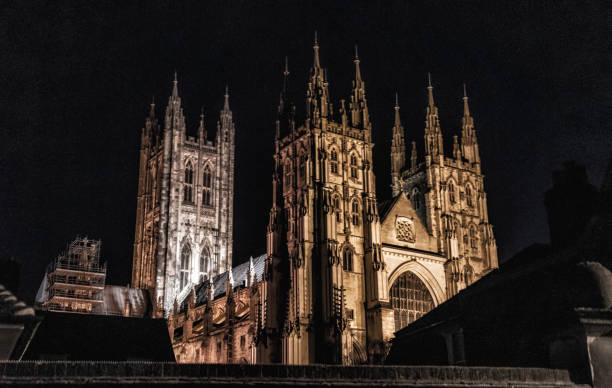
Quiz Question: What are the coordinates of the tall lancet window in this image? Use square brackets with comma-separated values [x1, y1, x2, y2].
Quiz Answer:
[184, 162, 194, 203]
[299, 153, 307, 183]
[350, 154, 359, 179]
[330, 149, 339, 174]
[202, 165, 212, 206]
[200, 247, 210, 280]
[284, 160, 292, 191]
[351, 200, 360, 226]
[342, 247, 353, 272]
[411, 187, 422, 211]
[466, 185, 473, 207]
[448, 181, 456, 203]
[180, 244, 191, 289]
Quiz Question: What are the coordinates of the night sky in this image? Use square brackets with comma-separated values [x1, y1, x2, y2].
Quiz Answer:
[2, 1, 610, 303]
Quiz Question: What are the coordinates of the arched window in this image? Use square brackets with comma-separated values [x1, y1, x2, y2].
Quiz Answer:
[184, 162, 194, 203]
[350, 154, 359, 179]
[342, 248, 353, 271]
[469, 225, 478, 250]
[333, 195, 342, 223]
[448, 181, 456, 203]
[411, 187, 422, 211]
[299, 153, 307, 183]
[200, 247, 210, 279]
[284, 160, 292, 190]
[466, 185, 473, 207]
[390, 272, 435, 331]
[351, 200, 360, 226]
[202, 165, 213, 206]
[330, 149, 339, 174]
[180, 244, 191, 289]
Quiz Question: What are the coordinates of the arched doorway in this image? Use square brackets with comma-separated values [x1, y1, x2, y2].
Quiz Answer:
[390, 271, 435, 331]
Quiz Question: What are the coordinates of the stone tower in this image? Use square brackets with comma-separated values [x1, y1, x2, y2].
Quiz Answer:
[132, 74, 235, 315]
[392, 78, 498, 297]
[260, 39, 383, 365]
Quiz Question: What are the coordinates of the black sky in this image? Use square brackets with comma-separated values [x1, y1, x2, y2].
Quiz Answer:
[2, 0, 610, 303]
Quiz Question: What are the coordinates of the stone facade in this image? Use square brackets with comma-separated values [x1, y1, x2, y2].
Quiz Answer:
[132, 75, 235, 315]
[163, 37, 498, 365]
[391, 81, 498, 298]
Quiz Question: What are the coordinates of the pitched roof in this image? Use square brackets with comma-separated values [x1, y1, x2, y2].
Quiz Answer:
[181, 253, 267, 310]
[377, 193, 406, 222]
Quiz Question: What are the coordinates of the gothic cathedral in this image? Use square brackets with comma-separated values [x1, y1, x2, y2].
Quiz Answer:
[132, 74, 235, 314]
[258, 39, 498, 364]
[153, 37, 498, 365]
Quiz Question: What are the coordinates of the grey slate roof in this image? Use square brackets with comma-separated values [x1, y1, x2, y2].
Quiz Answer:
[181, 253, 267, 311]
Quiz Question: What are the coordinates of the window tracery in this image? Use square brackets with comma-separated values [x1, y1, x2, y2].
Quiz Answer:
[390, 272, 434, 331]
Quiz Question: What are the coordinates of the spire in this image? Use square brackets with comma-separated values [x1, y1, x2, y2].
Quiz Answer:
[149, 96, 156, 118]
[394, 92, 401, 127]
[427, 72, 435, 108]
[463, 83, 470, 117]
[198, 107, 206, 142]
[350, 45, 369, 129]
[228, 266, 234, 288]
[248, 256, 256, 286]
[223, 84, 230, 111]
[423, 73, 443, 158]
[313, 30, 321, 69]
[306, 31, 330, 121]
[171, 71, 179, 99]
[410, 141, 418, 171]
[460, 83, 479, 165]
[354, 45, 362, 83]
[390, 92, 406, 197]
[165, 72, 185, 133]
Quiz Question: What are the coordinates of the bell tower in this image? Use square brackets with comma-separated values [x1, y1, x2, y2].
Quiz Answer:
[260, 37, 383, 365]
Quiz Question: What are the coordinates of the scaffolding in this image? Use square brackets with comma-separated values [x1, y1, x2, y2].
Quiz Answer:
[40, 237, 107, 315]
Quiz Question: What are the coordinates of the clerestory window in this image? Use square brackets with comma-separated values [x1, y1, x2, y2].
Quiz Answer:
[202, 165, 213, 206]
[184, 162, 194, 203]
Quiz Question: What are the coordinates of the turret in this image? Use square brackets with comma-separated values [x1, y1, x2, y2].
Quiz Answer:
[198, 108, 207, 144]
[349, 45, 370, 131]
[424, 73, 444, 160]
[164, 72, 186, 135]
[390, 93, 406, 196]
[460, 84, 480, 166]
[306, 31, 331, 123]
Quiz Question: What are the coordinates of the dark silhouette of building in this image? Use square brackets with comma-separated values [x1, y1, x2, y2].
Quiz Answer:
[387, 155, 612, 388]
[545, 161, 597, 250]
[21, 312, 174, 361]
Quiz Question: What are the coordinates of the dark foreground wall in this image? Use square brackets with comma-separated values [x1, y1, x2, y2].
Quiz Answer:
[0, 361, 583, 387]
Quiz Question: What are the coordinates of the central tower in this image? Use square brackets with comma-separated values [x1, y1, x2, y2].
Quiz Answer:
[132, 75, 235, 315]
[261, 38, 384, 364]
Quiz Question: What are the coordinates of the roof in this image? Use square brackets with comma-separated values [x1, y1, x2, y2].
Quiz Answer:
[377, 195, 399, 221]
[103, 286, 150, 317]
[22, 311, 174, 361]
[181, 253, 267, 310]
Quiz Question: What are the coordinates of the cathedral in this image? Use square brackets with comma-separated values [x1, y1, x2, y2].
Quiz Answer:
[146, 37, 498, 364]
[131, 74, 235, 314]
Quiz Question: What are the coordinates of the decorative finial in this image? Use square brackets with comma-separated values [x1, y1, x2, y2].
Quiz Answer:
[225, 84, 229, 98]
[463, 83, 467, 98]
[354, 44, 359, 60]
[284, 56, 289, 76]
[314, 30, 318, 46]
[200, 106, 204, 120]
[395, 92, 399, 107]
[427, 72, 432, 88]
[173, 70, 178, 83]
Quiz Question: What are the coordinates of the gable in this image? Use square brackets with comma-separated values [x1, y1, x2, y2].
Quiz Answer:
[380, 193, 437, 252]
